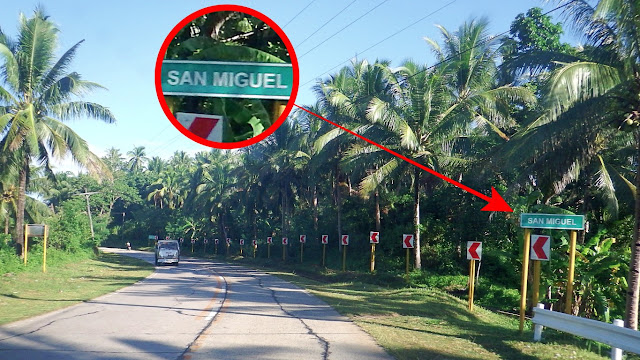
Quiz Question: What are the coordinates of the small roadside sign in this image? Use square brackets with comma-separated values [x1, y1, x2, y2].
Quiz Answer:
[148, 235, 157, 240]
[520, 213, 585, 230]
[26, 225, 45, 237]
[321, 235, 328, 244]
[252, 239, 257, 246]
[176, 112, 223, 142]
[530, 235, 551, 261]
[204, 238, 209, 244]
[226, 238, 231, 245]
[370, 231, 379, 244]
[240, 239, 245, 246]
[467, 241, 482, 260]
[282, 237, 288, 245]
[402, 234, 414, 249]
[300, 235, 306, 243]
[341, 235, 349, 246]
[267, 237, 273, 244]
[191, 238, 196, 244]
[214, 238, 219, 244]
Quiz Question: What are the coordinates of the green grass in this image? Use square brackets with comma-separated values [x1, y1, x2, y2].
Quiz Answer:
[196, 254, 613, 360]
[0, 252, 154, 325]
[267, 270, 609, 360]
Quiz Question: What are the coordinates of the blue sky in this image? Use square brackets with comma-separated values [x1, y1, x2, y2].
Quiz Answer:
[0, 1, 570, 172]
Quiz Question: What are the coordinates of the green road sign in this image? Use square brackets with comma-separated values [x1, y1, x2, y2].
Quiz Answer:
[520, 213, 585, 230]
[161, 60, 293, 100]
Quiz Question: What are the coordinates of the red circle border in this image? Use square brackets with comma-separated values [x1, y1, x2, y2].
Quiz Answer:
[154, 5, 299, 149]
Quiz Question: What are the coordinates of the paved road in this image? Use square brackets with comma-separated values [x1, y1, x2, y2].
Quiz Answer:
[0, 248, 392, 360]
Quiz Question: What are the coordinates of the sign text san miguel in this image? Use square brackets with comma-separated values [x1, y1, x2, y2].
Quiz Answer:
[520, 213, 585, 230]
[161, 60, 293, 100]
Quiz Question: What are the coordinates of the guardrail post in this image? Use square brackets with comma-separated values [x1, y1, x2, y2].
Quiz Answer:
[533, 303, 545, 341]
[611, 319, 623, 360]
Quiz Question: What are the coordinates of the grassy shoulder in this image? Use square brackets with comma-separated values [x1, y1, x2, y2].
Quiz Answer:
[0, 252, 154, 325]
[211, 255, 611, 360]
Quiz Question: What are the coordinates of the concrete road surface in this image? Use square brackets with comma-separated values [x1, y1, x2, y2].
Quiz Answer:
[0, 248, 392, 360]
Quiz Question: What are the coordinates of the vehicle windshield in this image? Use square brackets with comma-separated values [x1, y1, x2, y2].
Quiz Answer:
[159, 242, 178, 250]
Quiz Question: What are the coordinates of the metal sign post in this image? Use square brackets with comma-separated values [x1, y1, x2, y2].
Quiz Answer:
[519, 213, 584, 332]
[370, 231, 379, 273]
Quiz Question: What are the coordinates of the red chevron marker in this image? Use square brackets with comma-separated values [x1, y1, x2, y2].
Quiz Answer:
[294, 104, 512, 212]
[370, 231, 379, 244]
[467, 241, 482, 260]
[403, 234, 414, 249]
[531, 235, 550, 261]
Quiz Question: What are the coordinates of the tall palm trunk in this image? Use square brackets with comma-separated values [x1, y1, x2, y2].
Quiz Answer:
[413, 167, 421, 270]
[335, 162, 342, 240]
[375, 189, 381, 232]
[626, 129, 640, 330]
[15, 162, 27, 257]
[313, 185, 319, 238]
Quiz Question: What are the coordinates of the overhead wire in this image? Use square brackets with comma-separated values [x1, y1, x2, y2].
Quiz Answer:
[300, 1, 574, 88]
[298, 0, 390, 59]
[295, 0, 358, 48]
[281, 0, 317, 29]
[299, 0, 457, 88]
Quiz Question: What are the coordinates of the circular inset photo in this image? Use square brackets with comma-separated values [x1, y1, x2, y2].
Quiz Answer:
[155, 5, 299, 149]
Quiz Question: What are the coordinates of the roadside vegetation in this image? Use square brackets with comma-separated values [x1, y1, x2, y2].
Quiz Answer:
[0, 252, 153, 325]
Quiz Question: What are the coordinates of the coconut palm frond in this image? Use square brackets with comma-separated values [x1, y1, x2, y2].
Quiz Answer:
[49, 101, 116, 123]
[593, 155, 619, 219]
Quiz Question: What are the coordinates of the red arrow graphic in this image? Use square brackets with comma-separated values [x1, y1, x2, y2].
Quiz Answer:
[468, 242, 481, 259]
[189, 117, 219, 139]
[532, 236, 549, 260]
[371, 232, 379, 243]
[294, 104, 512, 212]
[403, 235, 414, 248]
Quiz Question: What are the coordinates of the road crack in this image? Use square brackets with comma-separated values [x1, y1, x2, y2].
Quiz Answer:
[0, 310, 101, 342]
[253, 272, 330, 360]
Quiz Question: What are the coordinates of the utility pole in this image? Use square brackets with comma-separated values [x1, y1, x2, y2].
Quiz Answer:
[74, 190, 100, 243]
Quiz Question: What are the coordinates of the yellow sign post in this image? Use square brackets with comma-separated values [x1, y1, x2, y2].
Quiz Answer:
[468, 259, 476, 312]
[23, 226, 28, 265]
[253, 240, 257, 258]
[519, 228, 532, 332]
[42, 225, 48, 273]
[565, 230, 577, 314]
[282, 238, 288, 261]
[370, 244, 376, 273]
[341, 235, 349, 271]
[321, 235, 328, 267]
[466, 241, 482, 312]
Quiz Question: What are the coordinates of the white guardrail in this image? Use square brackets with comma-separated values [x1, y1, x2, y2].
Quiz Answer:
[532, 304, 640, 360]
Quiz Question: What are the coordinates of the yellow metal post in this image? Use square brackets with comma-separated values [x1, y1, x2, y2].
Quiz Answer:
[322, 244, 326, 267]
[42, 225, 48, 273]
[300, 243, 304, 263]
[468, 259, 476, 312]
[342, 245, 347, 271]
[519, 228, 532, 332]
[272, 101, 286, 122]
[532, 260, 541, 307]
[240, 245, 243, 256]
[191, 243, 194, 253]
[253, 244, 257, 258]
[370, 244, 376, 273]
[23, 225, 28, 265]
[282, 242, 286, 261]
[565, 230, 577, 314]
[406, 248, 410, 274]
[226, 243, 229, 256]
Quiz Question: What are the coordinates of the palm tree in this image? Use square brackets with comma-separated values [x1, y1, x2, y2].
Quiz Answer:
[127, 146, 148, 172]
[103, 147, 125, 172]
[147, 156, 166, 174]
[0, 7, 115, 255]
[500, 0, 640, 329]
